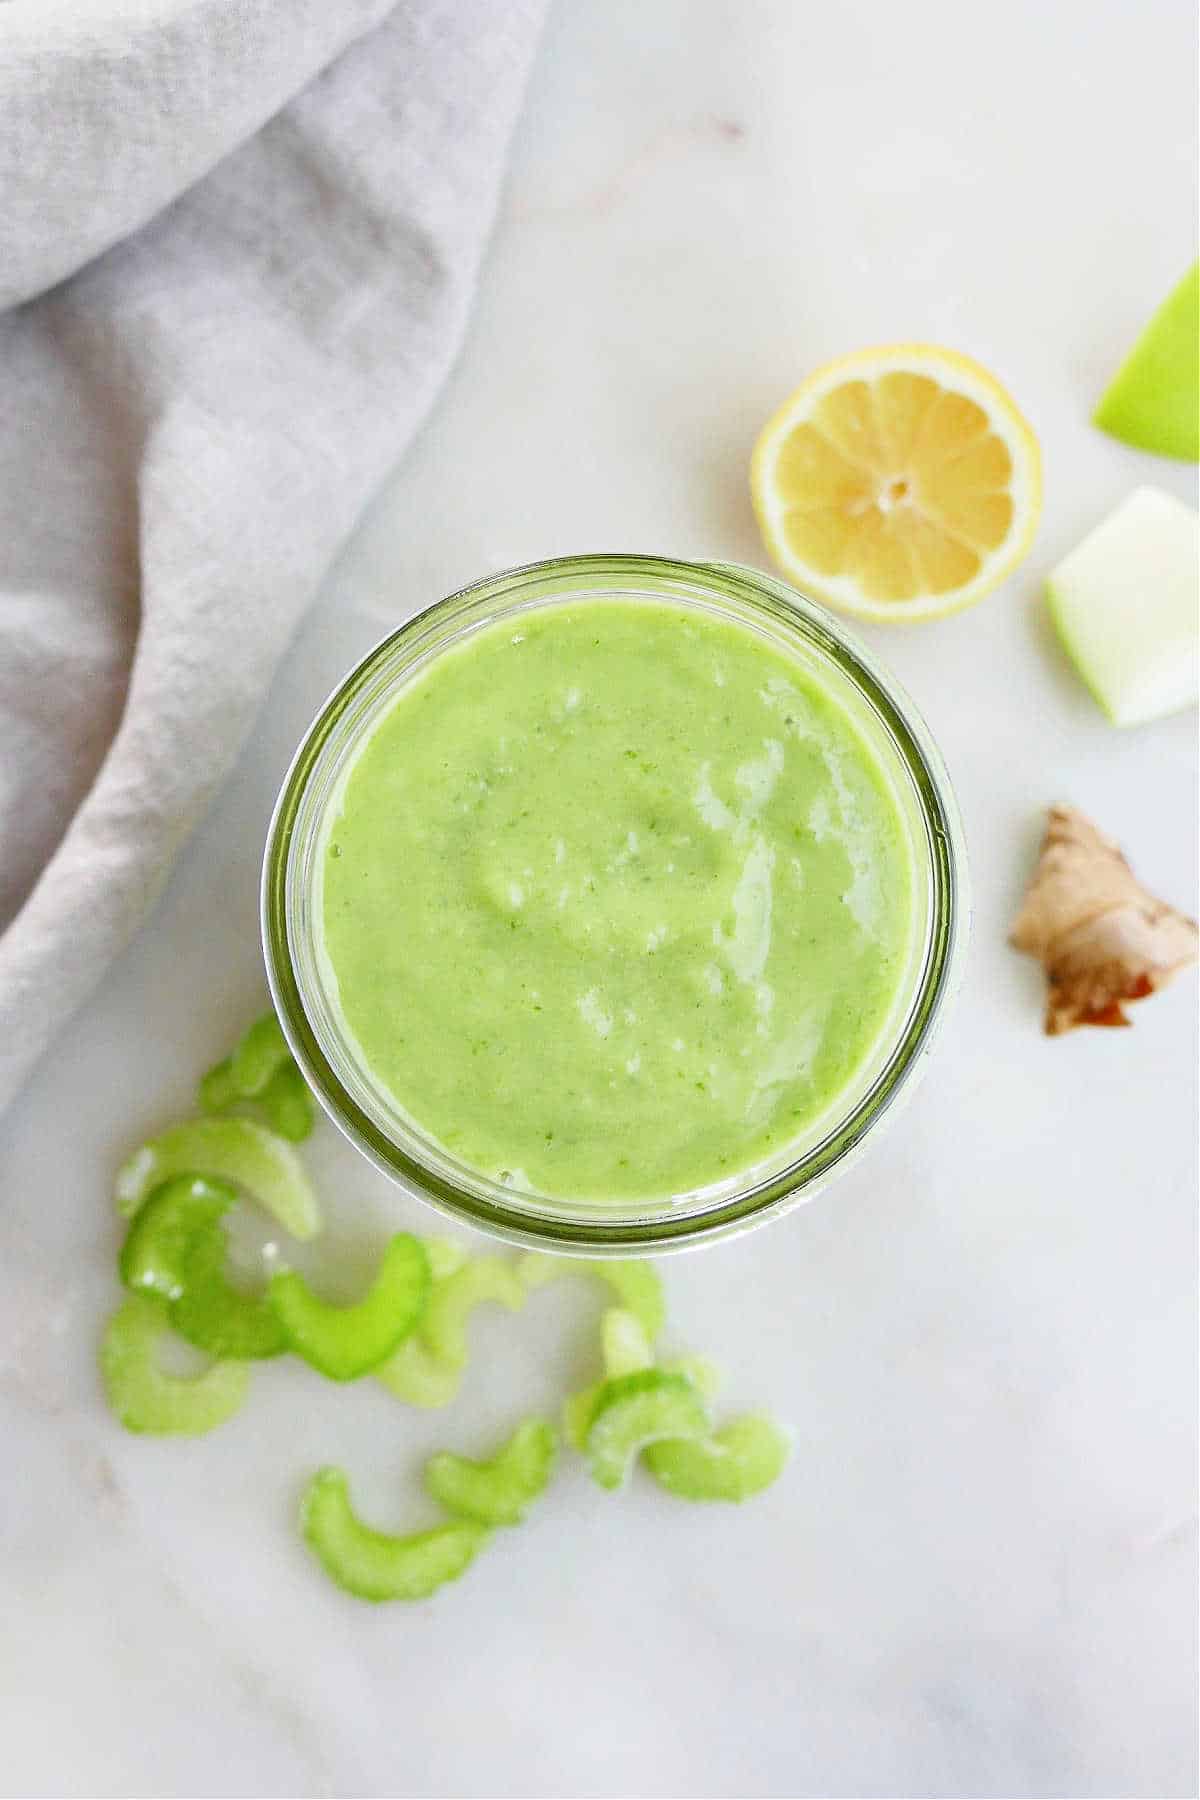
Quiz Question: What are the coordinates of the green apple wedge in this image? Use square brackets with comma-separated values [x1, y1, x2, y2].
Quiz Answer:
[1095, 264, 1198, 461]
[1047, 486, 1199, 726]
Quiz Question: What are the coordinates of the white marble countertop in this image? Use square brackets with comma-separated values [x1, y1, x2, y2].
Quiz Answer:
[1, 2, 1196, 1795]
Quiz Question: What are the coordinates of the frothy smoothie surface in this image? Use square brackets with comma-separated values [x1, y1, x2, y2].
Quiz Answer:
[319, 600, 915, 1202]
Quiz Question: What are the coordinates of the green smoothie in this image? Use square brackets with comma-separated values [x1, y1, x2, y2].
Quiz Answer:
[318, 599, 915, 1202]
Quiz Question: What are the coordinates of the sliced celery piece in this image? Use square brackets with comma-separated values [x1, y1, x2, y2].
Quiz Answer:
[197, 1057, 239, 1113]
[270, 1233, 430, 1380]
[118, 1170, 286, 1360]
[375, 1334, 463, 1408]
[173, 1227, 288, 1360]
[420, 1257, 524, 1371]
[116, 1116, 320, 1240]
[100, 1294, 249, 1435]
[425, 1419, 558, 1526]
[373, 1246, 498, 1407]
[229, 1013, 291, 1095]
[584, 1370, 709, 1491]
[644, 1414, 790, 1502]
[199, 1013, 314, 1142]
[118, 1175, 235, 1301]
[566, 1357, 723, 1450]
[563, 1306, 653, 1449]
[300, 1468, 489, 1602]
[562, 1384, 599, 1453]
[518, 1253, 665, 1341]
[254, 1063, 315, 1142]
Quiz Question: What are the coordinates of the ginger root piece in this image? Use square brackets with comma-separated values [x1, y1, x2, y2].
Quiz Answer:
[1010, 805, 1198, 1034]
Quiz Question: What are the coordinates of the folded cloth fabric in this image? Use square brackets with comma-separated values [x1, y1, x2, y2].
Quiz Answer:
[0, 0, 546, 1112]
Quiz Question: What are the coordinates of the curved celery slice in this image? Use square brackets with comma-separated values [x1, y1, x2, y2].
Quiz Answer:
[518, 1253, 665, 1341]
[100, 1294, 249, 1435]
[270, 1233, 430, 1380]
[562, 1384, 599, 1453]
[118, 1175, 235, 1301]
[373, 1245, 490, 1407]
[197, 1057, 239, 1113]
[173, 1227, 288, 1360]
[564, 1307, 654, 1449]
[116, 1117, 320, 1241]
[420, 1257, 524, 1371]
[200, 1014, 314, 1142]
[375, 1334, 463, 1408]
[118, 1171, 285, 1359]
[300, 1468, 489, 1602]
[584, 1370, 709, 1491]
[566, 1357, 723, 1450]
[229, 1014, 291, 1095]
[644, 1414, 790, 1502]
[254, 1064, 315, 1142]
[199, 1013, 290, 1108]
[425, 1418, 558, 1526]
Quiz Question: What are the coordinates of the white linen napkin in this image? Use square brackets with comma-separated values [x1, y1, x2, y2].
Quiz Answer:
[0, 0, 546, 1111]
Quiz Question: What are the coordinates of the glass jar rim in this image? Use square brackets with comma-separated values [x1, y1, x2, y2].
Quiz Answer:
[262, 554, 968, 1254]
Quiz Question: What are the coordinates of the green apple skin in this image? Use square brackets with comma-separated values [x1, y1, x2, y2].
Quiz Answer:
[1094, 263, 1198, 462]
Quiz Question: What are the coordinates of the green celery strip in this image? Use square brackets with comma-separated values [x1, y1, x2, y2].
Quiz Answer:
[644, 1415, 791, 1502]
[584, 1370, 709, 1491]
[197, 1058, 240, 1113]
[564, 1306, 653, 1450]
[375, 1335, 463, 1408]
[118, 1175, 235, 1301]
[300, 1468, 489, 1602]
[425, 1419, 558, 1526]
[564, 1308, 725, 1449]
[254, 1063, 315, 1142]
[562, 1384, 599, 1454]
[375, 1250, 522, 1406]
[117, 1172, 285, 1360]
[101, 1294, 249, 1435]
[270, 1233, 430, 1380]
[420, 1257, 525, 1369]
[115, 1116, 320, 1240]
[229, 1014, 291, 1094]
[172, 1227, 289, 1360]
[584, 1311, 783, 1504]
[199, 1013, 314, 1142]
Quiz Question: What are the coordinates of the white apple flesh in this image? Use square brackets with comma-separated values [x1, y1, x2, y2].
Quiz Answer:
[1047, 486, 1198, 727]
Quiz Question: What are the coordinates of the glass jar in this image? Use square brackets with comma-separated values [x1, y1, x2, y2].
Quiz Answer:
[263, 555, 967, 1254]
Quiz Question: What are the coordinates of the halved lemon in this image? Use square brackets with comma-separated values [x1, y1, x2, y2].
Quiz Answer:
[750, 344, 1042, 622]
